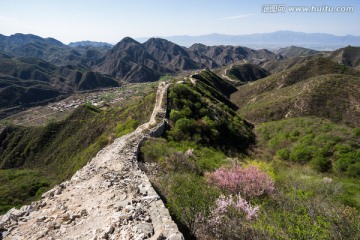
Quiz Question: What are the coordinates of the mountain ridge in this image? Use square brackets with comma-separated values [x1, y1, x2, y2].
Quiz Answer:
[68, 41, 113, 48]
[137, 30, 360, 50]
[95, 36, 280, 82]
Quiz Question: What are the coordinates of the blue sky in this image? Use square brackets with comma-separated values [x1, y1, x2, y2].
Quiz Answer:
[0, 0, 359, 44]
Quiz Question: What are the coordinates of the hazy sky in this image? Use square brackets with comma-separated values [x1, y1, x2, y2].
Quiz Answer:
[0, 0, 359, 44]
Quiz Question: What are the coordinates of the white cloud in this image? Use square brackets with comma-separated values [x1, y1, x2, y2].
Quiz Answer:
[219, 14, 257, 20]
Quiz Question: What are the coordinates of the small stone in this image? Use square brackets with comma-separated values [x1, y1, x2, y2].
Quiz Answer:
[134, 223, 154, 238]
[105, 225, 114, 235]
[124, 205, 134, 211]
[37, 216, 46, 222]
[18, 217, 28, 222]
[71, 214, 81, 220]
[55, 188, 62, 195]
[60, 225, 67, 234]
[60, 205, 67, 211]
[19, 205, 33, 213]
[37, 229, 49, 238]
[80, 209, 88, 217]
[54, 222, 61, 229]
[47, 221, 56, 229]
[144, 216, 151, 222]
[93, 228, 102, 238]
[7, 208, 25, 221]
[60, 213, 70, 222]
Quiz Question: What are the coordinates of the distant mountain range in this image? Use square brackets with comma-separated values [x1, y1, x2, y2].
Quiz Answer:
[0, 33, 109, 66]
[68, 41, 113, 49]
[137, 31, 360, 50]
[95, 37, 280, 82]
[1, 32, 360, 117]
[0, 33, 280, 114]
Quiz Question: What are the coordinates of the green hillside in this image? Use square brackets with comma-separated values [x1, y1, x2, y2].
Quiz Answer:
[231, 58, 360, 127]
[139, 70, 360, 239]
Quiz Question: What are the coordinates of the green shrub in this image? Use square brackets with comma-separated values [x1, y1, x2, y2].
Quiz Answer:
[169, 109, 183, 122]
[167, 82, 254, 152]
[276, 148, 290, 160]
[353, 127, 360, 137]
[195, 147, 225, 172]
[348, 162, 360, 177]
[334, 150, 360, 177]
[254, 165, 360, 239]
[140, 138, 168, 163]
[289, 145, 315, 163]
[289, 130, 300, 141]
[310, 156, 332, 172]
[141, 139, 226, 174]
[334, 144, 353, 155]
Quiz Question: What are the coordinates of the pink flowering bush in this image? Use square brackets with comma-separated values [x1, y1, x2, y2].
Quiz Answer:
[205, 165, 275, 198]
[207, 194, 260, 237]
[211, 194, 259, 221]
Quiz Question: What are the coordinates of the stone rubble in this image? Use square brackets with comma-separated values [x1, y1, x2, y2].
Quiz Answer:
[0, 82, 183, 240]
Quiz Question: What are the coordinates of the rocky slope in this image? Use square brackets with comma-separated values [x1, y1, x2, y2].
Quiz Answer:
[143, 38, 202, 71]
[0, 82, 184, 240]
[95, 37, 170, 83]
[96, 37, 280, 82]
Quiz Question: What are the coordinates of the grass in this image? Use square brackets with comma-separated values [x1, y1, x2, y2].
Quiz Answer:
[141, 139, 227, 174]
[0, 169, 49, 213]
[254, 117, 360, 208]
[252, 161, 360, 239]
